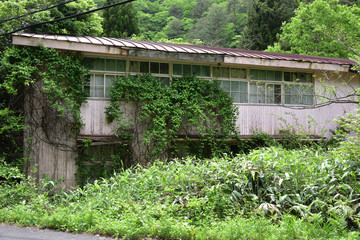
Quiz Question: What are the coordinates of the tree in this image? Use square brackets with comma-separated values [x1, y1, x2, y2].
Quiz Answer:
[191, 0, 212, 19]
[0, 0, 103, 48]
[239, 0, 298, 50]
[267, 0, 360, 59]
[188, 3, 236, 47]
[103, 1, 139, 38]
[164, 18, 185, 39]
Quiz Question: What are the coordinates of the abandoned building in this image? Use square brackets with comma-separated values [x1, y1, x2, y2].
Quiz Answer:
[12, 33, 360, 187]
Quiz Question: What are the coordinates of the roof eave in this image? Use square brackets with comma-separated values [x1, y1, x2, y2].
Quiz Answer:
[12, 34, 353, 72]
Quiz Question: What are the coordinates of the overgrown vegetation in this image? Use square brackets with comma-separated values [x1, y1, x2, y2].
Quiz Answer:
[105, 75, 237, 163]
[0, 46, 88, 169]
[1, 139, 360, 239]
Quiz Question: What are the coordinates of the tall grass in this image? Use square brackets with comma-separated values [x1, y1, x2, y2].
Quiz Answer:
[1, 145, 360, 239]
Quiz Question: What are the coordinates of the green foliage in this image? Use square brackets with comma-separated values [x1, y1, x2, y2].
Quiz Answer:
[0, 0, 103, 48]
[239, 0, 298, 50]
[188, 3, 236, 47]
[75, 143, 132, 186]
[134, 0, 247, 47]
[1, 46, 88, 135]
[105, 75, 237, 160]
[0, 157, 24, 183]
[102, 1, 139, 38]
[268, 0, 360, 58]
[27, 0, 103, 36]
[1, 144, 360, 238]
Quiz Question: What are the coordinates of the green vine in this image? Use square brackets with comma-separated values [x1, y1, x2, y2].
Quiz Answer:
[0, 46, 88, 174]
[1, 46, 88, 135]
[105, 74, 237, 160]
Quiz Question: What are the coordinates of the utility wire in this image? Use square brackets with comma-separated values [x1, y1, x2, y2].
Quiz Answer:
[0, 0, 76, 24]
[0, 0, 135, 37]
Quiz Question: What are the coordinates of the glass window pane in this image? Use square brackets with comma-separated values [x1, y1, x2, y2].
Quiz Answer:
[275, 71, 282, 81]
[150, 62, 159, 74]
[192, 65, 201, 76]
[106, 59, 116, 71]
[239, 69, 246, 79]
[173, 64, 182, 75]
[202, 66, 210, 77]
[231, 92, 240, 103]
[116, 60, 126, 72]
[94, 58, 105, 71]
[267, 71, 275, 81]
[160, 63, 169, 74]
[250, 69, 258, 80]
[250, 83, 265, 103]
[240, 81, 248, 92]
[95, 75, 104, 86]
[250, 85, 258, 103]
[240, 93, 248, 103]
[105, 75, 115, 86]
[292, 73, 298, 82]
[129, 61, 139, 72]
[221, 81, 230, 92]
[89, 75, 95, 97]
[258, 85, 265, 103]
[284, 72, 291, 82]
[305, 73, 312, 83]
[285, 94, 291, 104]
[140, 61, 149, 73]
[183, 65, 191, 76]
[231, 81, 239, 92]
[94, 87, 104, 97]
[213, 67, 221, 78]
[274, 85, 281, 104]
[298, 73, 307, 82]
[84, 58, 94, 69]
[305, 95, 313, 105]
[267, 84, 281, 104]
[258, 70, 266, 80]
[231, 68, 239, 78]
[221, 67, 230, 78]
[105, 87, 111, 98]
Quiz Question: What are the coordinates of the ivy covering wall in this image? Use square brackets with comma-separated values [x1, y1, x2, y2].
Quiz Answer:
[105, 74, 238, 164]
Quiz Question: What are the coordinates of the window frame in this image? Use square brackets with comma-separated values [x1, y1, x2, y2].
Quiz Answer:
[83, 56, 314, 106]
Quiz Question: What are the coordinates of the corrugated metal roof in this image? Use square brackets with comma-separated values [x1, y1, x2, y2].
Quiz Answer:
[13, 33, 357, 66]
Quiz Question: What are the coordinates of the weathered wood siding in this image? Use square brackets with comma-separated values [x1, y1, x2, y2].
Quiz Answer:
[80, 72, 360, 138]
[80, 100, 136, 136]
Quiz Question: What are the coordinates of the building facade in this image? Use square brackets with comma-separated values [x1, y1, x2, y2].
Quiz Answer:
[12, 33, 360, 186]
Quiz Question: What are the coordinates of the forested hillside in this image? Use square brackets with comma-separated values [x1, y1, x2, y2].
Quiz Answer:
[105, 0, 360, 52]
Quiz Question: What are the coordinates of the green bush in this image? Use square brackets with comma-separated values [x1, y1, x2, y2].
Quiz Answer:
[1, 144, 360, 239]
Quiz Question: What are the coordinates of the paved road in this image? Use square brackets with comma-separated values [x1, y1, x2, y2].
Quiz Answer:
[0, 224, 114, 240]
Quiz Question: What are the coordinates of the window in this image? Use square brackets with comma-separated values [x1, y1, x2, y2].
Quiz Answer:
[174, 64, 211, 77]
[220, 81, 248, 103]
[284, 72, 312, 83]
[83, 57, 314, 105]
[285, 84, 314, 105]
[249, 69, 313, 105]
[215, 67, 248, 103]
[130, 61, 169, 74]
[250, 69, 282, 81]
[84, 57, 126, 72]
[266, 84, 282, 104]
[84, 57, 125, 98]
[284, 72, 313, 105]
[84, 74, 117, 98]
[250, 83, 265, 104]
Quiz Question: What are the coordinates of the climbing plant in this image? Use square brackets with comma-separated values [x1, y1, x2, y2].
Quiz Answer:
[105, 74, 237, 162]
[0, 46, 88, 168]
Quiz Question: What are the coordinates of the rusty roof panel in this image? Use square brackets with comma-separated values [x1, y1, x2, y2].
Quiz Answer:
[12, 33, 357, 66]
